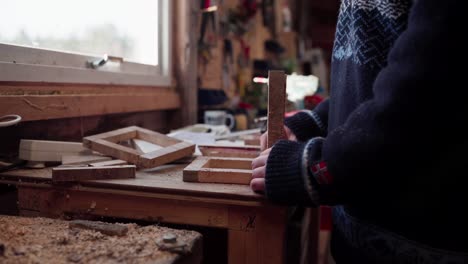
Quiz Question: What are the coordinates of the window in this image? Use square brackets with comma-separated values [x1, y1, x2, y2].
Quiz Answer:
[0, 0, 171, 86]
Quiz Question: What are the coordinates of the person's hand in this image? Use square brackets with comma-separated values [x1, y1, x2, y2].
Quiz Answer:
[260, 126, 296, 151]
[250, 148, 271, 193]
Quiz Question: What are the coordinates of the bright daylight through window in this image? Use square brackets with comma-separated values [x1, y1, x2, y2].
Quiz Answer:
[0, 0, 171, 86]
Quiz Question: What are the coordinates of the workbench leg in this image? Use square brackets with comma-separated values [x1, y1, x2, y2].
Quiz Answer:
[227, 206, 287, 264]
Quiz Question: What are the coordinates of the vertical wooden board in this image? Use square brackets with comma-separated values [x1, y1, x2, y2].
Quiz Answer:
[228, 230, 246, 264]
[267, 71, 286, 148]
[257, 206, 288, 264]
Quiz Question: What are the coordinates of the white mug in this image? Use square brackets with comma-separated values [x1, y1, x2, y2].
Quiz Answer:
[204, 110, 235, 130]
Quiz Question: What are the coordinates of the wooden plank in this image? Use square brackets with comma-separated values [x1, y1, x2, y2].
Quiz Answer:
[61, 154, 111, 165]
[183, 157, 253, 185]
[89, 159, 128, 167]
[0, 92, 180, 121]
[267, 71, 286, 148]
[52, 165, 136, 182]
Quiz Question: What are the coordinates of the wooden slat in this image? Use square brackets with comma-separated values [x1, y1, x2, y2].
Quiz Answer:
[0, 92, 180, 121]
[52, 165, 136, 182]
[267, 71, 286, 148]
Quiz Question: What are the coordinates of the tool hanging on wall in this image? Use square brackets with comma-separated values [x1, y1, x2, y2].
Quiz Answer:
[199, 0, 218, 47]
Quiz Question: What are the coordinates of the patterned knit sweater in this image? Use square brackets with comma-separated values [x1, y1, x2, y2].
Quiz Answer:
[265, 0, 468, 262]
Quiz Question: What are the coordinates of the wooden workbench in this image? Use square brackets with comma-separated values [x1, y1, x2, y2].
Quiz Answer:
[0, 164, 291, 264]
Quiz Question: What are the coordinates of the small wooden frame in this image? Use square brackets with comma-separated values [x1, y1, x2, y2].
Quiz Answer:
[267, 71, 287, 148]
[83, 126, 195, 169]
[183, 156, 253, 185]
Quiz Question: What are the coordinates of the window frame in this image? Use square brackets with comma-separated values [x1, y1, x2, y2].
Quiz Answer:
[0, 0, 172, 87]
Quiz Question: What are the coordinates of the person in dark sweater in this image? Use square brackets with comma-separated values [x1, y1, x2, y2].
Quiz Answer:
[251, 0, 467, 262]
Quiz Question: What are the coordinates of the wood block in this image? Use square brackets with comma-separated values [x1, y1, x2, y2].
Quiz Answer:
[19, 139, 91, 162]
[267, 71, 286, 148]
[61, 154, 111, 165]
[52, 165, 136, 182]
[183, 157, 253, 185]
[20, 139, 88, 153]
[89, 159, 128, 167]
[84, 126, 195, 169]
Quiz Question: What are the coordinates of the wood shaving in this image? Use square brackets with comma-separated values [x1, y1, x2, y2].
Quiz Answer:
[0, 215, 201, 264]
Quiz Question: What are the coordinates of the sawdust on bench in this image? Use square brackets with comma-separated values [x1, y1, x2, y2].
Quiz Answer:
[0, 215, 200, 264]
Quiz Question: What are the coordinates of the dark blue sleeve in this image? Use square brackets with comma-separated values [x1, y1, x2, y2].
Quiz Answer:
[265, 0, 464, 206]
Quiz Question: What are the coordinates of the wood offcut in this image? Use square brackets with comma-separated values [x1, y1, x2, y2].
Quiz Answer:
[69, 220, 129, 236]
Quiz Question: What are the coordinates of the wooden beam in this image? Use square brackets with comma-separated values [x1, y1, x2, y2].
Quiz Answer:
[0, 91, 180, 121]
[267, 71, 286, 148]
[52, 165, 136, 182]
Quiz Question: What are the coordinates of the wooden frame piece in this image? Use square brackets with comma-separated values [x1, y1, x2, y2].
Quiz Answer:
[198, 144, 260, 158]
[183, 156, 253, 184]
[267, 71, 287, 148]
[83, 126, 195, 169]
